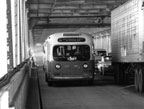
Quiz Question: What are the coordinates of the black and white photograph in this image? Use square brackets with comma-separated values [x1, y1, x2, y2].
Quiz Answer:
[1, 0, 144, 109]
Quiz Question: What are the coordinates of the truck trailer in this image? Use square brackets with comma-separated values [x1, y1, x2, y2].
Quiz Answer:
[111, 0, 144, 92]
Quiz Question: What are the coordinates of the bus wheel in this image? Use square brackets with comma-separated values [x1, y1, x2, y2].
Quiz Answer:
[88, 79, 94, 85]
[134, 68, 139, 91]
[48, 81, 53, 86]
[138, 68, 144, 93]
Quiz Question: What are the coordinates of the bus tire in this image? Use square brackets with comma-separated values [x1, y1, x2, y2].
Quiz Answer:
[48, 81, 53, 86]
[138, 68, 144, 93]
[88, 79, 94, 85]
[134, 68, 139, 91]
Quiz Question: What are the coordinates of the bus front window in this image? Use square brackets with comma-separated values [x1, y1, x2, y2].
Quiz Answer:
[53, 45, 90, 61]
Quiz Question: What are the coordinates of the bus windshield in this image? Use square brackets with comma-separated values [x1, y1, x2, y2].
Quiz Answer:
[53, 45, 90, 61]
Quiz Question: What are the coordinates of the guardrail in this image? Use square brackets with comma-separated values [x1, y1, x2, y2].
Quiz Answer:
[0, 59, 30, 109]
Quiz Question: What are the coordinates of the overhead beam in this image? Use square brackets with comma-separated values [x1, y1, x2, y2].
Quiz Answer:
[29, 13, 110, 17]
[30, 15, 110, 19]
[28, 0, 122, 5]
[34, 23, 110, 29]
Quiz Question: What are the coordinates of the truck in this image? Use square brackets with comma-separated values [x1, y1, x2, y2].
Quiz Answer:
[111, 0, 144, 92]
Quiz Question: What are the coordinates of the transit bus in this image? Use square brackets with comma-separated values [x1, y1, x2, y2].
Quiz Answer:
[43, 32, 95, 86]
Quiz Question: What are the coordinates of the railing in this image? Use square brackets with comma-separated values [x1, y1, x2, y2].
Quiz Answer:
[0, 59, 30, 109]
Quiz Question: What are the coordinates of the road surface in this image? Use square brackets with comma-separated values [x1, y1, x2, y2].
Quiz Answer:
[37, 67, 144, 109]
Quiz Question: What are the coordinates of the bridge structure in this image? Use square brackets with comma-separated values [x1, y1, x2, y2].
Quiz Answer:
[0, 0, 128, 109]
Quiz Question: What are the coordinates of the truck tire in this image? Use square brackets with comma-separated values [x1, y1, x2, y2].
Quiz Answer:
[134, 69, 139, 91]
[138, 68, 144, 92]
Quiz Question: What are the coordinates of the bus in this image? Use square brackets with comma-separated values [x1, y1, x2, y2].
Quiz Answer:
[43, 32, 95, 86]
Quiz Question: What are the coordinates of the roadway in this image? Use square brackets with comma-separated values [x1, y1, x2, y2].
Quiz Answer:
[37, 66, 144, 109]
[31, 51, 144, 109]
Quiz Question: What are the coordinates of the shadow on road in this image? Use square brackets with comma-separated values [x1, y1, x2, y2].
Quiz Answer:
[48, 74, 115, 87]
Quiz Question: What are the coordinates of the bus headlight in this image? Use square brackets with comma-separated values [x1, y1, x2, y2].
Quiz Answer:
[55, 64, 61, 69]
[83, 63, 88, 69]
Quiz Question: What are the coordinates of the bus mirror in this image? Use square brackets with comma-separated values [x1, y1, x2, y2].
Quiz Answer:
[43, 47, 45, 53]
[92, 50, 95, 55]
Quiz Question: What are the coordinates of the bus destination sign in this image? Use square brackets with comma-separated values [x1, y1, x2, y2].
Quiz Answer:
[58, 38, 85, 42]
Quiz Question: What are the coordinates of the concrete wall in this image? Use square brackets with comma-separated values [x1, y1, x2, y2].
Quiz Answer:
[9, 63, 30, 109]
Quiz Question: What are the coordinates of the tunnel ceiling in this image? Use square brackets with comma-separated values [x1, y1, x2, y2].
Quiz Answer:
[27, 0, 128, 44]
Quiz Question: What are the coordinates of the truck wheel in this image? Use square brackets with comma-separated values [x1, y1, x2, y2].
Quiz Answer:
[138, 68, 144, 92]
[134, 69, 139, 91]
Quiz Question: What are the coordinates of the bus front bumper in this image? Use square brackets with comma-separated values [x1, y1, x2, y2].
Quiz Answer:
[50, 75, 93, 81]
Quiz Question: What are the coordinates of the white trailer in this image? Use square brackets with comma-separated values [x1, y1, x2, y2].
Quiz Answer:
[111, 0, 144, 92]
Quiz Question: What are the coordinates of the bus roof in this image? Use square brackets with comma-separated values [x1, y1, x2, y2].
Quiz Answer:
[94, 49, 106, 51]
[45, 32, 93, 41]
